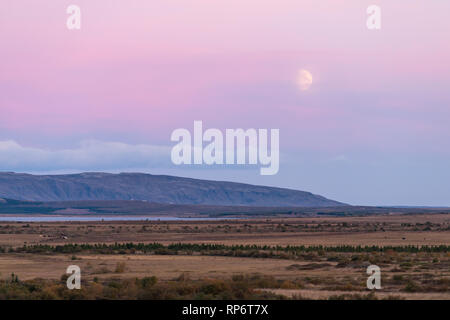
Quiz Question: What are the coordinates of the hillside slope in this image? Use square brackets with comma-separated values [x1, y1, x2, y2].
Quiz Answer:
[0, 172, 345, 207]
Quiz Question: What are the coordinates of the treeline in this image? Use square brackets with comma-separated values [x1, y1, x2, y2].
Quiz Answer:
[3, 242, 448, 256]
[166, 243, 449, 253]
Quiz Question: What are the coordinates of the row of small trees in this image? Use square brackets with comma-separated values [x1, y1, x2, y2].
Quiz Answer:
[6, 242, 449, 255]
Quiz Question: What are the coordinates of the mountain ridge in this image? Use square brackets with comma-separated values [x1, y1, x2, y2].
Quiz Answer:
[0, 172, 345, 207]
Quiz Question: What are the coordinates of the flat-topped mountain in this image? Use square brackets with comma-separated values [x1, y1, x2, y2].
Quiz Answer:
[0, 172, 345, 207]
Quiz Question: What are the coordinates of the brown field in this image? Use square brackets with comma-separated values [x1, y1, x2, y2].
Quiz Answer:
[0, 213, 448, 300]
[0, 213, 449, 247]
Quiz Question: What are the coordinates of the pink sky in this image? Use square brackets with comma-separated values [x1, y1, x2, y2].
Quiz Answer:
[1, 1, 450, 205]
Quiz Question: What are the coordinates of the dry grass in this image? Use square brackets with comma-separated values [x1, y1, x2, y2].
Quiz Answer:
[258, 289, 450, 300]
[0, 213, 448, 300]
[0, 213, 448, 247]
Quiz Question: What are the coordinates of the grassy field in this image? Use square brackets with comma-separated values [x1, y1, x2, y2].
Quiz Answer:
[0, 213, 448, 300]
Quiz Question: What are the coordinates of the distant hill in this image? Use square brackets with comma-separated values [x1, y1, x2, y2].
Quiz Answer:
[0, 172, 345, 207]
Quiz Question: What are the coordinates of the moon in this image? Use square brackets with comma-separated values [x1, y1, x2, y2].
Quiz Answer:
[297, 69, 313, 91]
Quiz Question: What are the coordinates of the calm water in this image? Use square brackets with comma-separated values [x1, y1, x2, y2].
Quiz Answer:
[0, 216, 238, 222]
